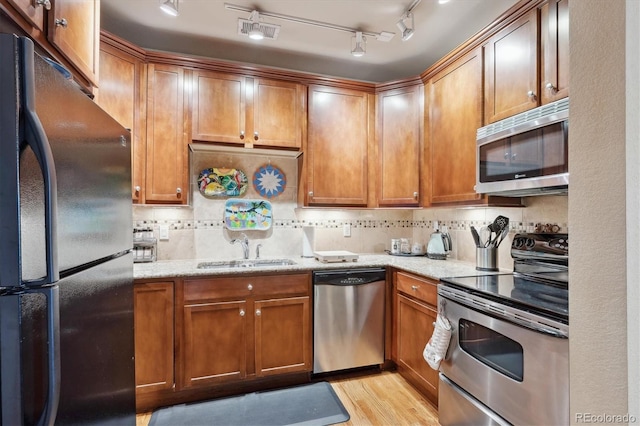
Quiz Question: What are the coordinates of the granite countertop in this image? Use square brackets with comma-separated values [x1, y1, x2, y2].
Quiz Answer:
[134, 253, 508, 281]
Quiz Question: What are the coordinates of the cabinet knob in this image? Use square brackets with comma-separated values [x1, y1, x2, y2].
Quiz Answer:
[546, 82, 558, 93]
[247, 284, 253, 291]
[527, 90, 536, 100]
[55, 18, 68, 28]
[134, 185, 141, 192]
[240, 131, 245, 140]
[413, 192, 418, 199]
[308, 191, 313, 197]
[504, 152, 510, 160]
[255, 309, 261, 316]
[176, 187, 182, 194]
[36, 0, 51, 10]
[411, 285, 419, 291]
[511, 153, 517, 160]
[239, 309, 245, 317]
[254, 131, 259, 141]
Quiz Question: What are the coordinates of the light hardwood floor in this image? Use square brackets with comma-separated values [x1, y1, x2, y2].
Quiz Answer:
[135, 371, 439, 426]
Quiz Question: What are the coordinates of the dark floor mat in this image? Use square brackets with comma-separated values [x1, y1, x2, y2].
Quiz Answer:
[148, 381, 350, 426]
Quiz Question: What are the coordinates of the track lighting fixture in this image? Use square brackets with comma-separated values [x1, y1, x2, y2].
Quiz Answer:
[248, 11, 264, 40]
[396, 12, 415, 41]
[351, 32, 366, 57]
[159, 0, 179, 17]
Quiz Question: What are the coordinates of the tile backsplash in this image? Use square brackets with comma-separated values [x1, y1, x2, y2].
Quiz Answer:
[133, 146, 567, 270]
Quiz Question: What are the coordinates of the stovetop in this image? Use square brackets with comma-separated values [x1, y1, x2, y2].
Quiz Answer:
[440, 274, 568, 324]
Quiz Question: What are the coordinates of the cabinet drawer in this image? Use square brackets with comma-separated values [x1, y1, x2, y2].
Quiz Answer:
[184, 274, 310, 303]
[395, 271, 438, 306]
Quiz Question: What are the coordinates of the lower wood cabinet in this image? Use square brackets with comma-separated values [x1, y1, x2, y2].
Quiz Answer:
[393, 271, 439, 405]
[133, 281, 175, 395]
[178, 274, 312, 389]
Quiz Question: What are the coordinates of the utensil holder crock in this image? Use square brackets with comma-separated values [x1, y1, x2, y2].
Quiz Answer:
[476, 247, 498, 271]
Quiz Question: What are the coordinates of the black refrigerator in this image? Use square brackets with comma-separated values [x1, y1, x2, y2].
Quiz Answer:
[0, 35, 135, 425]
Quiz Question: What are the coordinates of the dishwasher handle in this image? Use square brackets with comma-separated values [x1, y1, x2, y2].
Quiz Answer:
[313, 268, 386, 286]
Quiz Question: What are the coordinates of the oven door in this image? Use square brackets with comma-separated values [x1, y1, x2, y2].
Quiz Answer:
[438, 292, 569, 426]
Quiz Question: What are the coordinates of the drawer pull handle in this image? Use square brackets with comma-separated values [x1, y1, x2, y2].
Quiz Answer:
[247, 284, 253, 291]
[256, 309, 261, 316]
[36, 0, 51, 10]
[55, 18, 68, 28]
[411, 285, 419, 291]
[239, 309, 245, 317]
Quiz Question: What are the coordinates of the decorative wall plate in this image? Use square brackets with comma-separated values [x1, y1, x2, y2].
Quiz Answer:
[253, 164, 286, 198]
[198, 168, 248, 197]
[224, 199, 273, 230]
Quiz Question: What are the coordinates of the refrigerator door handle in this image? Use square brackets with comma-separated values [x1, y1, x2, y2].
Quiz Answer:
[19, 37, 59, 286]
[33, 285, 61, 426]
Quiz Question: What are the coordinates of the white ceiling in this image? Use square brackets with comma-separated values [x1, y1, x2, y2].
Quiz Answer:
[101, 0, 520, 82]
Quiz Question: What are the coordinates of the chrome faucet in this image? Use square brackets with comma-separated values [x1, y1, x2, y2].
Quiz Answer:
[230, 233, 250, 259]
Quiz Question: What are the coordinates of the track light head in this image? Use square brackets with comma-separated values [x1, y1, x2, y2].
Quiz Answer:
[160, 0, 179, 16]
[248, 11, 265, 40]
[396, 12, 415, 41]
[351, 31, 366, 57]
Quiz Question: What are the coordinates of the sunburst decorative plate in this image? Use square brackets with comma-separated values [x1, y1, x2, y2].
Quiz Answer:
[252, 164, 286, 198]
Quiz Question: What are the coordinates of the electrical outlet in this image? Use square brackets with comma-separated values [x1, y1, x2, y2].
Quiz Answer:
[159, 224, 169, 240]
[343, 223, 351, 237]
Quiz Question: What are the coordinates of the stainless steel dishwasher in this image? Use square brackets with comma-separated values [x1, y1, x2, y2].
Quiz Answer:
[313, 268, 386, 374]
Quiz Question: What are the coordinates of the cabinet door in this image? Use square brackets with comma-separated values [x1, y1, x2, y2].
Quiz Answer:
[180, 300, 247, 388]
[6, 0, 45, 31]
[541, 0, 569, 104]
[429, 48, 483, 204]
[134, 282, 174, 394]
[377, 86, 422, 206]
[48, 0, 99, 86]
[254, 296, 311, 376]
[484, 8, 539, 123]
[97, 44, 146, 202]
[396, 294, 438, 405]
[251, 78, 304, 148]
[307, 85, 370, 206]
[146, 64, 188, 204]
[192, 70, 246, 144]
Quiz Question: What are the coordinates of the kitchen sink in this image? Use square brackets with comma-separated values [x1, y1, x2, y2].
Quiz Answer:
[197, 259, 297, 269]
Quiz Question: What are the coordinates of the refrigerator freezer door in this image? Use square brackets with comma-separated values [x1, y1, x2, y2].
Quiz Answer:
[20, 49, 132, 281]
[20, 253, 135, 425]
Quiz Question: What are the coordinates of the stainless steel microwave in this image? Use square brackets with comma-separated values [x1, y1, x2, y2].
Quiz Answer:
[475, 98, 569, 197]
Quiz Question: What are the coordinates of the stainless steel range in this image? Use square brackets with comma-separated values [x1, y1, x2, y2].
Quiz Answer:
[438, 233, 569, 426]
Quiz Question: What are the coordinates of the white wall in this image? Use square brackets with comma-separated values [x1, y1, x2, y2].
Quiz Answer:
[569, 1, 637, 422]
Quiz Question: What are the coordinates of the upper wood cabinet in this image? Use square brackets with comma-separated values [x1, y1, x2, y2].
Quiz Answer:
[96, 37, 147, 203]
[145, 63, 189, 204]
[5, 0, 46, 31]
[376, 85, 423, 207]
[191, 70, 304, 149]
[483, 8, 539, 124]
[307, 85, 372, 206]
[48, 0, 100, 86]
[428, 48, 484, 204]
[540, 0, 569, 104]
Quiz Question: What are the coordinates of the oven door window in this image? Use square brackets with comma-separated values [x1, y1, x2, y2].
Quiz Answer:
[478, 121, 568, 183]
[459, 319, 524, 381]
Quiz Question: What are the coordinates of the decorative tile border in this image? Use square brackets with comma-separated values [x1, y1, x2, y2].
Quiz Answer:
[134, 218, 567, 233]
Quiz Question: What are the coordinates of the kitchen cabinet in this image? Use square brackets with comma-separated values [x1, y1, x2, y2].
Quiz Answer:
[97, 34, 147, 202]
[376, 85, 422, 206]
[191, 70, 304, 149]
[178, 273, 311, 389]
[133, 281, 175, 396]
[48, 0, 100, 86]
[540, 0, 569, 104]
[0, 0, 100, 88]
[393, 271, 439, 405]
[145, 63, 189, 204]
[428, 48, 484, 204]
[483, 8, 539, 124]
[307, 85, 373, 206]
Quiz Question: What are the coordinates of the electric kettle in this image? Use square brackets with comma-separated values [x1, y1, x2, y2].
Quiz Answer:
[427, 225, 452, 260]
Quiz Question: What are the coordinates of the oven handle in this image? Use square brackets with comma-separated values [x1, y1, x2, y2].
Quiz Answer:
[438, 286, 569, 339]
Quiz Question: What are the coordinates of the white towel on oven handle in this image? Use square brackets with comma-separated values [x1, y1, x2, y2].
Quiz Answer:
[423, 313, 452, 370]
